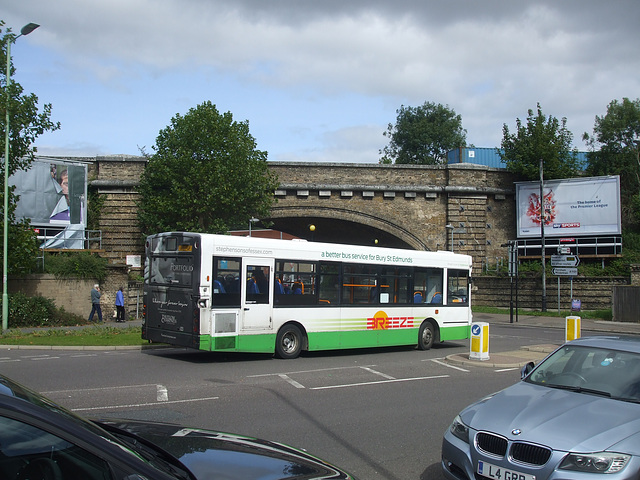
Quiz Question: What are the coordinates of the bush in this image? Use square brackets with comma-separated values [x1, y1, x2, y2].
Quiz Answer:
[43, 252, 108, 282]
[1, 292, 85, 328]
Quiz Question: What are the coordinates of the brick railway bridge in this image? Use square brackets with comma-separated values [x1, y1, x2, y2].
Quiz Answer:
[92, 157, 517, 272]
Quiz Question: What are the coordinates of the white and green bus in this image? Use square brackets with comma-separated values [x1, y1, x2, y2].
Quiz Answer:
[142, 232, 473, 359]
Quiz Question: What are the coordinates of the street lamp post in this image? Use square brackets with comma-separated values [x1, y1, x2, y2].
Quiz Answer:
[539, 157, 547, 312]
[3, 23, 39, 332]
[445, 224, 454, 252]
[248, 217, 259, 237]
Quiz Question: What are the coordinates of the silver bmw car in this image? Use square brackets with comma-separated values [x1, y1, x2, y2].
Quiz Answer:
[442, 336, 640, 480]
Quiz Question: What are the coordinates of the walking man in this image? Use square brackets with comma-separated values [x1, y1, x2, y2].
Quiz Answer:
[115, 286, 125, 322]
[88, 284, 102, 323]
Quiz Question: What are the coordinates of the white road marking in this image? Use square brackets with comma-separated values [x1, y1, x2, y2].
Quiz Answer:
[360, 366, 395, 379]
[248, 365, 379, 378]
[429, 358, 470, 372]
[278, 374, 306, 389]
[72, 396, 220, 412]
[43, 384, 159, 395]
[311, 374, 449, 390]
[157, 384, 169, 401]
[495, 367, 519, 372]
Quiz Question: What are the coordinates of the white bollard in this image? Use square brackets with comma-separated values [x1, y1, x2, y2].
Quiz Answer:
[470, 322, 489, 361]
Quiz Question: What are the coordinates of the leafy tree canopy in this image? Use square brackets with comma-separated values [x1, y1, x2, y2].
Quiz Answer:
[137, 101, 279, 236]
[1, 21, 60, 274]
[583, 97, 640, 229]
[380, 101, 466, 165]
[500, 103, 581, 181]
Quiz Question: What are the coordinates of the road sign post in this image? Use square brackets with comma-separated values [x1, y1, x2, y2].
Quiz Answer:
[551, 255, 579, 313]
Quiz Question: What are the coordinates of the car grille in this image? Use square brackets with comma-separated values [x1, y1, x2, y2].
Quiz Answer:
[476, 432, 507, 457]
[476, 432, 552, 466]
[511, 442, 552, 465]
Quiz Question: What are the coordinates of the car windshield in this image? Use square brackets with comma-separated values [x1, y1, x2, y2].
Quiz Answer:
[526, 344, 640, 402]
[0, 377, 145, 461]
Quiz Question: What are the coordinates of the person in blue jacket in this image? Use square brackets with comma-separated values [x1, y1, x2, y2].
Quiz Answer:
[115, 287, 125, 322]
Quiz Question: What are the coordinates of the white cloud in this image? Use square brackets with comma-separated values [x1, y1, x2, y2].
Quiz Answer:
[3, 0, 639, 160]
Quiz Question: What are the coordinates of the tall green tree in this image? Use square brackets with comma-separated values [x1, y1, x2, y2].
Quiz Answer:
[1, 21, 60, 273]
[380, 101, 466, 165]
[583, 97, 640, 229]
[500, 103, 581, 180]
[137, 101, 278, 236]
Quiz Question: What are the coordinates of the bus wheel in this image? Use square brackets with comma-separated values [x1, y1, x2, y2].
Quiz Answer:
[276, 325, 303, 359]
[418, 322, 435, 350]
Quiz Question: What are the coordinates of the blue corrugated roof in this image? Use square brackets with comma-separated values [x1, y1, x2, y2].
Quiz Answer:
[447, 147, 588, 170]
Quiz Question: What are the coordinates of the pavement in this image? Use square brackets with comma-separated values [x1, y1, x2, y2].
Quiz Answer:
[2, 313, 639, 365]
[446, 311, 640, 369]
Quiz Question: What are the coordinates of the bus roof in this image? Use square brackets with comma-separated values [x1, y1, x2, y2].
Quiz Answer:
[149, 232, 473, 271]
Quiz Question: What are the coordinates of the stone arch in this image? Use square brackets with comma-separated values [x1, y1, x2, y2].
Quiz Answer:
[267, 205, 429, 250]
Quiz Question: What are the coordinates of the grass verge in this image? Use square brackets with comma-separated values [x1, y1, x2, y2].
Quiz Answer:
[0, 326, 148, 347]
[472, 306, 612, 321]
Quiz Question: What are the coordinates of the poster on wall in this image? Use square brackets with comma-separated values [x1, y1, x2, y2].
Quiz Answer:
[10, 159, 88, 227]
[516, 175, 621, 238]
[10, 159, 88, 248]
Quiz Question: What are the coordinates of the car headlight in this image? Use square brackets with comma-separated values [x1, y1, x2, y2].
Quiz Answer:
[449, 415, 469, 444]
[560, 452, 630, 473]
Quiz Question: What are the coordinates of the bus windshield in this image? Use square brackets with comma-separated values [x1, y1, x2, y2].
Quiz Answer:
[149, 256, 194, 286]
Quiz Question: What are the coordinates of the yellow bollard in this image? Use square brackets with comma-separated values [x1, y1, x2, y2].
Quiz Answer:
[470, 322, 489, 361]
[565, 316, 581, 342]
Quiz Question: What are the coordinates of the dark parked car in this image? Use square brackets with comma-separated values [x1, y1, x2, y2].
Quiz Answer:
[0, 374, 356, 479]
[442, 336, 640, 480]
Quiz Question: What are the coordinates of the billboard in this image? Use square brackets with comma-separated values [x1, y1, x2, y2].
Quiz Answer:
[10, 158, 88, 249]
[516, 175, 621, 238]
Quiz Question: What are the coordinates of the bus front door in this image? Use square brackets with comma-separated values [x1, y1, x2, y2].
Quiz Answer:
[241, 258, 273, 330]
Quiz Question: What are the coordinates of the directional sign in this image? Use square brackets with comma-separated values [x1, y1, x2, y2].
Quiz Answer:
[550, 255, 580, 267]
[553, 267, 578, 276]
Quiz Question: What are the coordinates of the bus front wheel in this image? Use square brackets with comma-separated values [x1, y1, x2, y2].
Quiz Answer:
[276, 325, 303, 359]
[418, 322, 435, 350]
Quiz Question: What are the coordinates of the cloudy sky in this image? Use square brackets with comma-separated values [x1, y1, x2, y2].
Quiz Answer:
[4, 1, 639, 163]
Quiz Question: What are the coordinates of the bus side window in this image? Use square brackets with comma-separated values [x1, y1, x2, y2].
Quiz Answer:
[413, 267, 443, 306]
[213, 257, 241, 307]
[318, 262, 339, 305]
[447, 269, 469, 305]
[275, 260, 318, 306]
[246, 266, 270, 304]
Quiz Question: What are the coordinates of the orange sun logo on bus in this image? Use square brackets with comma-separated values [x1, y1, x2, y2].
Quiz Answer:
[367, 311, 415, 330]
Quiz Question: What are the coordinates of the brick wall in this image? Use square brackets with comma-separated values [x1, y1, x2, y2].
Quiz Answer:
[473, 276, 629, 312]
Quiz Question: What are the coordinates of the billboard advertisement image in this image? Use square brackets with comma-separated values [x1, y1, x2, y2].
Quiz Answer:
[516, 175, 621, 238]
[11, 159, 87, 227]
[10, 159, 88, 248]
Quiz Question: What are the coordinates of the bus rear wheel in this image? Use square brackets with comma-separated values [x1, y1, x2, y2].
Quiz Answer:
[276, 325, 303, 359]
[418, 322, 435, 350]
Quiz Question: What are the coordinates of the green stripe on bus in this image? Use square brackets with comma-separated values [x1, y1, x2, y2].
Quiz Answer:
[199, 324, 470, 353]
[440, 325, 470, 341]
[200, 333, 276, 354]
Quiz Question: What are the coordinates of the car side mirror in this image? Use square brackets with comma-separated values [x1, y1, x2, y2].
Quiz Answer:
[520, 361, 535, 379]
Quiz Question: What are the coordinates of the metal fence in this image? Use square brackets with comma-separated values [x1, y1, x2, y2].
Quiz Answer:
[612, 286, 640, 323]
